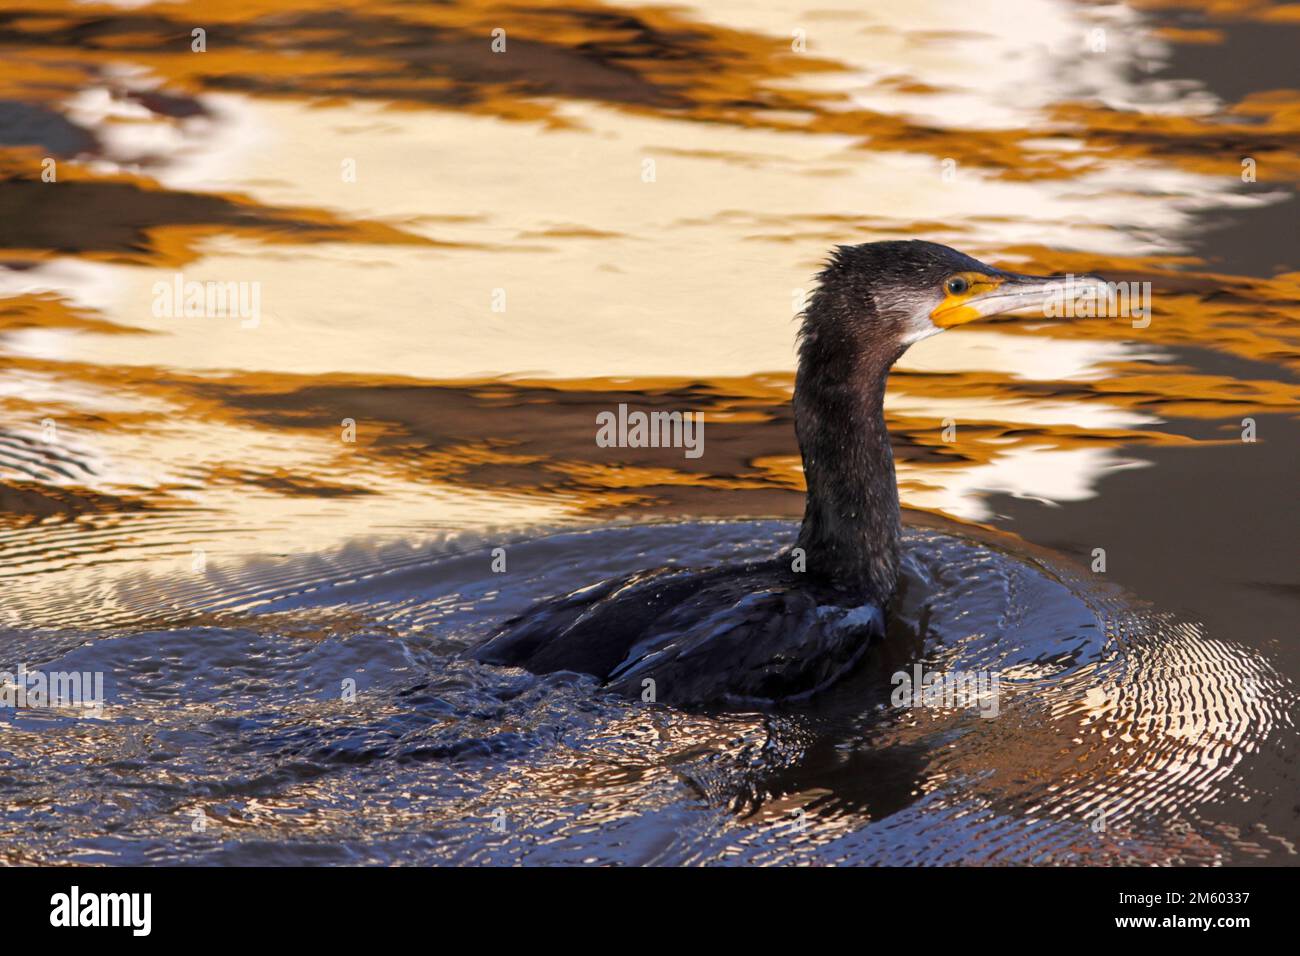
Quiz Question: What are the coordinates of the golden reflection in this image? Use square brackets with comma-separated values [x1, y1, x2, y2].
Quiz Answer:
[0, 0, 1297, 619]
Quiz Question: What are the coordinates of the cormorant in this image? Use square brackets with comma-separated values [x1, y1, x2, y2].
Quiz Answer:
[471, 241, 1106, 708]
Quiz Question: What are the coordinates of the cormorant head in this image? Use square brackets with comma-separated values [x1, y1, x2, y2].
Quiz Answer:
[803, 240, 1107, 362]
[794, 240, 1109, 598]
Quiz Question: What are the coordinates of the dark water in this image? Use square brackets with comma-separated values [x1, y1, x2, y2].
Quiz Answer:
[0, 0, 1297, 865]
[3, 520, 1291, 865]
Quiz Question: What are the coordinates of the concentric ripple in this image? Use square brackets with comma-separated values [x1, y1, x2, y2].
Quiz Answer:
[0, 520, 1291, 865]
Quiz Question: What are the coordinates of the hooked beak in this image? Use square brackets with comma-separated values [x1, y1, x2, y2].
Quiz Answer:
[932, 271, 1110, 328]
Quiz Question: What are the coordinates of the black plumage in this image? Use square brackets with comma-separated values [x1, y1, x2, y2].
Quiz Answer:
[471, 241, 1075, 708]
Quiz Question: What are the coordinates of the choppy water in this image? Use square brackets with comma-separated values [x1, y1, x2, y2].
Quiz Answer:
[2, 520, 1291, 865]
[0, 0, 1297, 865]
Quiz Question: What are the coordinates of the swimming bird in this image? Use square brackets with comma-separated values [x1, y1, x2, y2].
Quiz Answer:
[472, 241, 1106, 708]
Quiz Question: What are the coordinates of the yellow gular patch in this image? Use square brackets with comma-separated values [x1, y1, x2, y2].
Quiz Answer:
[930, 272, 1004, 328]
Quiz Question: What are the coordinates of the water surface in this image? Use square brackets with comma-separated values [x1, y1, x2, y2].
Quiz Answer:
[0, 0, 1296, 864]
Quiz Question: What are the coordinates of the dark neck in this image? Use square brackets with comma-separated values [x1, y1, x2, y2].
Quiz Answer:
[793, 307, 903, 604]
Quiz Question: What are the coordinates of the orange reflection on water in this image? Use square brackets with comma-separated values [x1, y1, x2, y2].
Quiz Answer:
[0, 0, 1296, 618]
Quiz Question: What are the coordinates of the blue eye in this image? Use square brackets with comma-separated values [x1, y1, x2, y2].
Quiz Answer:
[945, 277, 969, 295]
